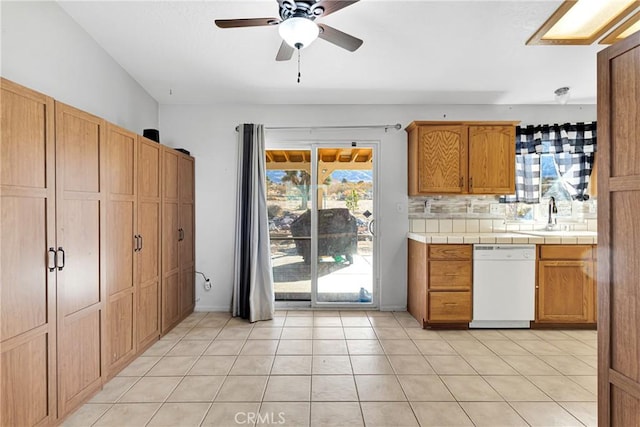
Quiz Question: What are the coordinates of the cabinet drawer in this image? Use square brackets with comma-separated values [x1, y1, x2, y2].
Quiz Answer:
[539, 245, 593, 260]
[428, 292, 471, 322]
[429, 261, 471, 290]
[428, 245, 472, 260]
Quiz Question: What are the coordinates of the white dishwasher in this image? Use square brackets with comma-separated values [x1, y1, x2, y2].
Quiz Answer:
[470, 244, 536, 328]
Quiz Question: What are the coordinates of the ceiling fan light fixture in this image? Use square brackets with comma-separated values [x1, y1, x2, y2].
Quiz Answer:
[278, 17, 319, 49]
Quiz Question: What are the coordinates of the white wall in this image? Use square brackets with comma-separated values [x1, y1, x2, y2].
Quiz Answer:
[159, 103, 596, 312]
[1, 1, 158, 132]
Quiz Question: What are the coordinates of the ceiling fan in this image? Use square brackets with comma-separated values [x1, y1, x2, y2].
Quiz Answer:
[214, 0, 363, 61]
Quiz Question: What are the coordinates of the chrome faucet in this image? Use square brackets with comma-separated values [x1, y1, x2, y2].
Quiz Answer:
[546, 197, 558, 230]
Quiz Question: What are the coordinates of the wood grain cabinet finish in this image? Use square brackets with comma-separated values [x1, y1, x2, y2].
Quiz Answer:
[597, 31, 640, 427]
[407, 242, 472, 328]
[178, 156, 195, 317]
[536, 245, 596, 324]
[161, 149, 196, 334]
[54, 102, 106, 418]
[136, 136, 162, 351]
[1, 78, 194, 425]
[1, 79, 57, 427]
[105, 124, 137, 378]
[468, 125, 515, 194]
[104, 128, 164, 379]
[406, 121, 517, 195]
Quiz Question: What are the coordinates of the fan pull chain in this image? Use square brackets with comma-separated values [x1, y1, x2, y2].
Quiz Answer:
[297, 48, 301, 84]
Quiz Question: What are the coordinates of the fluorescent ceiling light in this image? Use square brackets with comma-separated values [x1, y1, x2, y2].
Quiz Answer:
[601, 10, 640, 44]
[528, 0, 640, 45]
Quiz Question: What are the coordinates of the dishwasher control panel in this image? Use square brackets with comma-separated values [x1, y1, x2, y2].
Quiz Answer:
[473, 244, 536, 260]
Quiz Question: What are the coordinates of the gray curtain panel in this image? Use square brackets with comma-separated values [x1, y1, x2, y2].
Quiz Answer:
[233, 124, 275, 322]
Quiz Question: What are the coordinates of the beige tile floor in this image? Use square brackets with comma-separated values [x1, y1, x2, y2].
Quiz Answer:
[63, 311, 597, 427]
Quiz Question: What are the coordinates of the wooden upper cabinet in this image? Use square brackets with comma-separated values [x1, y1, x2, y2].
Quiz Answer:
[413, 125, 467, 194]
[468, 125, 515, 194]
[407, 121, 518, 195]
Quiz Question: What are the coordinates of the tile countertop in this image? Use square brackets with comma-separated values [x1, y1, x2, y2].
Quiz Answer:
[407, 231, 598, 245]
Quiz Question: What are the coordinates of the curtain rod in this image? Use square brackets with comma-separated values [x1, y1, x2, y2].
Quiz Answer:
[235, 124, 402, 132]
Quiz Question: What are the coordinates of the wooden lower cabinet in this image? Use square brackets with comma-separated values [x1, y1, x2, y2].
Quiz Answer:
[408, 241, 472, 328]
[536, 245, 596, 325]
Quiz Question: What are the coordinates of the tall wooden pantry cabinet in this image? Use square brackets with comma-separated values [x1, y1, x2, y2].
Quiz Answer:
[104, 126, 163, 379]
[54, 102, 107, 418]
[597, 30, 640, 426]
[1, 79, 58, 427]
[0, 78, 195, 426]
[161, 149, 195, 334]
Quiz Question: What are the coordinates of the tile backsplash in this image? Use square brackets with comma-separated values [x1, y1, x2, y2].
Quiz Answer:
[409, 195, 597, 233]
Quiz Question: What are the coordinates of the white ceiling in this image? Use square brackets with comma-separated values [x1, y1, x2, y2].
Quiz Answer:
[57, 0, 610, 105]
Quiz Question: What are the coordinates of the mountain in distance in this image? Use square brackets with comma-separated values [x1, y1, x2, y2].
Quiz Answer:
[267, 170, 372, 183]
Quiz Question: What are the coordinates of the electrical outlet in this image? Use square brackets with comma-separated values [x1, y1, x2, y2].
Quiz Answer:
[490, 203, 501, 215]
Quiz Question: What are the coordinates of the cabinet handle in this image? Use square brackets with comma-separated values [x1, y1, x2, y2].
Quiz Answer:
[48, 247, 57, 272]
[443, 302, 458, 306]
[178, 228, 184, 241]
[469, 177, 473, 189]
[56, 247, 65, 271]
[133, 235, 139, 252]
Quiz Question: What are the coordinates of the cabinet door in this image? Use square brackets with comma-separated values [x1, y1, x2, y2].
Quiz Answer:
[416, 126, 467, 194]
[137, 137, 161, 349]
[162, 149, 181, 333]
[179, 203, 195, 315]
[1, 79, 57, 426]
[178, 155, 195, 316]
[55, 102, 106, 417]
[468, 125, 515, 194]
[105, 124, 137, 377]
[537, 260, 594, 323]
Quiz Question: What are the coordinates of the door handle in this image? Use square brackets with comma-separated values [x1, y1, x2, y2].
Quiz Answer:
[56, 247, 65, 271]
[368, 219, 375, 237]
[48, 247, 57, 272]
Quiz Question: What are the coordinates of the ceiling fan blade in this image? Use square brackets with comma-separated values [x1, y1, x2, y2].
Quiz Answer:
[313, 0, 359, 17]
[318, 24, 363, 52]
[276, 41, 295, 61]
[214, 18, 280, 28]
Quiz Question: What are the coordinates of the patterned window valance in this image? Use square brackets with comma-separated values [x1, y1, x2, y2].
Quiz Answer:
[515, 122, 597, 155]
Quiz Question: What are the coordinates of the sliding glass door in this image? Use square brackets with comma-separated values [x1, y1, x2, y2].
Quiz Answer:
[266, 143, 377, 307]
